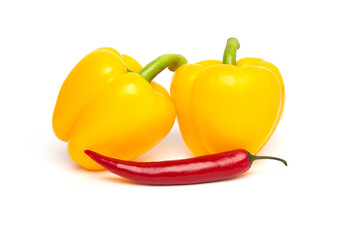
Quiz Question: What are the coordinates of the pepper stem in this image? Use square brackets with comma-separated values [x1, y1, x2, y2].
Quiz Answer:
[138, 54, 188, 82]
[247, 152, 288, 166]
[222, 38, 240, 65]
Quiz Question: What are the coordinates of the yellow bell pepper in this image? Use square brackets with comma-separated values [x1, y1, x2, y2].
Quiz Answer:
[170, 38, 285, 156]
[53, 49, 187, 170]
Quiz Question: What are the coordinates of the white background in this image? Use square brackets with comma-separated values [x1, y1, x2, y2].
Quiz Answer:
[1, 0, 346, 239]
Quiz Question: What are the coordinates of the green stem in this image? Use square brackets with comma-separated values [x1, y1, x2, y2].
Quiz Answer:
[138, 54, 188, 82]
[222, 38, 240, 65]
[247, 152, 288, 166]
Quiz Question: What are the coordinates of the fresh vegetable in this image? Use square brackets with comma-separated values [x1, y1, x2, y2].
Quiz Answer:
[85, 149, 287, 185]
[53, 50, 187, 170]
[170, 38, 285, 156]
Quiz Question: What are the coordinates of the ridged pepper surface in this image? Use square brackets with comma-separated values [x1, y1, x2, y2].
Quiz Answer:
[170, 38, 285, 156]
[53, 49, 186, 170]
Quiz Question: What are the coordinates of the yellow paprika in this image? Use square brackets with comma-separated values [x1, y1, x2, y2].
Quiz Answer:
[170, 38, 285, 156]
[53, 49, 187, 170]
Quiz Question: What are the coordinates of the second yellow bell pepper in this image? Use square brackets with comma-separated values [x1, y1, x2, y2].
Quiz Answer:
[170, 38, 285, 156]
[53, 49, 187, 170]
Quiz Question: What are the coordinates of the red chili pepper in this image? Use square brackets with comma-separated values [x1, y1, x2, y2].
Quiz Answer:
[84, 149, 287, 185]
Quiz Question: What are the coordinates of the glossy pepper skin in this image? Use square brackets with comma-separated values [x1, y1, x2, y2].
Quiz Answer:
[85, 149, 287, 185]
[170, 38, 285, 156]
[53, 50, 186, 170]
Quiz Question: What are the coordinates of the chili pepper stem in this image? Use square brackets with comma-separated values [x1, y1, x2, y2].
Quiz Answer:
[223, 38, 240, 66]
[138, 54, 188, 83]
[247, 152, 288, 166]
